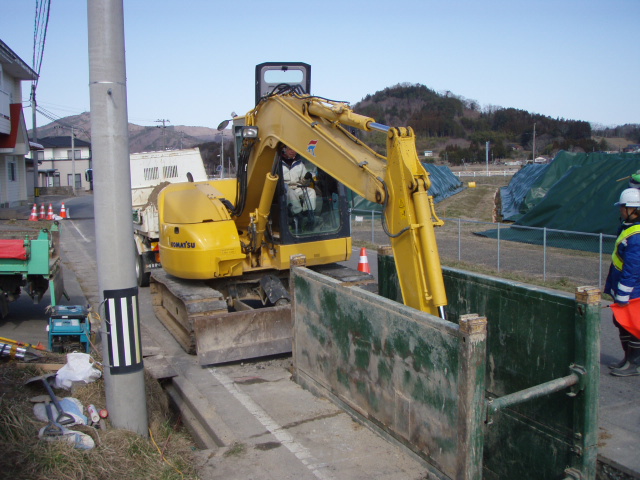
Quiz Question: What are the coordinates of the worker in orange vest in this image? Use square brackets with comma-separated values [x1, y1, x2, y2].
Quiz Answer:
[605, 188, 640, 377]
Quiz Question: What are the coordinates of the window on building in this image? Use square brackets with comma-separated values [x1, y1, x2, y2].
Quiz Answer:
[67, 173, 82, 189]
[144, 167, 159, 181]
[163, 165, 178, 179]
[8, 160, 16, 182]
[35, 151, 45, 160]
[67, 149, 82, 159]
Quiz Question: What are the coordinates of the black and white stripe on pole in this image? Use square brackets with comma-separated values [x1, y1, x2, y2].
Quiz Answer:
[104, 287, 142, 374]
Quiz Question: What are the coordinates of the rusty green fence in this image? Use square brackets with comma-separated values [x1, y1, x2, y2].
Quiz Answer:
[292, 251, 599, 479]
[378, 252, 600, 479]
[292, 267, 487, 479]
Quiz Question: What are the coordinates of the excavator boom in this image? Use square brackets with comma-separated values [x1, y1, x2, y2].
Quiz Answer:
[241, 93, 447, 316]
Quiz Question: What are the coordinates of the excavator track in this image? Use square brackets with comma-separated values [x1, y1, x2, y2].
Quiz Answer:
[150, 264, 375, 365]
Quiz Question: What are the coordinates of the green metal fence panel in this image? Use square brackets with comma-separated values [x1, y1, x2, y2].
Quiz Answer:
[292, 266, 487, 479]
[378, 252, 599, 479]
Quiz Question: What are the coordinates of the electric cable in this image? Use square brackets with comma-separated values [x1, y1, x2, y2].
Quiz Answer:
[32, 0, 51, 88]
[35, 106, 91, 140]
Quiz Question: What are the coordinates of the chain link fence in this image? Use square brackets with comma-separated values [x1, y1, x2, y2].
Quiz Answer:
[350, 210, 616, 290]
[453, 169, 519, 177]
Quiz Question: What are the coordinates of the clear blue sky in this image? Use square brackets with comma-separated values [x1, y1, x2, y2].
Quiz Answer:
[2, 0, 639, 131]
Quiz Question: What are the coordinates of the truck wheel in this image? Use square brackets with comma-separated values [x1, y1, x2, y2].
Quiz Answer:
[136, 253, 151, 287]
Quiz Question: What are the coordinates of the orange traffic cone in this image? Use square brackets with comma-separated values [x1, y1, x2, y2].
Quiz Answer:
[28, 204, 39, 221]
[38, 204, 46, 220]
[357, 247, 371, 274]
[59, 203, 67, 219]
[46, 203, 54, 220]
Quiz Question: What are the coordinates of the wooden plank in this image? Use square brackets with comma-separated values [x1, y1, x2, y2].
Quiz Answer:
[16, 363, 64, 371]
[143, 355, 177, 380]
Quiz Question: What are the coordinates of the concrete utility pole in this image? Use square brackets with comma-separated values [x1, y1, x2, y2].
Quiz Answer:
[31, 85, 39, 201]
[70, 127, 76, 196]
[532, 122, 536, 161]
[87, 0, 148, 436]
[485, 140, 490, 174]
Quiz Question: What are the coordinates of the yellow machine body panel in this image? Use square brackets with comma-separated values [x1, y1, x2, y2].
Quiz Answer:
[158, 182, 245, 279]
[272, 238, 351, 270]
[158, 177, 352, 279]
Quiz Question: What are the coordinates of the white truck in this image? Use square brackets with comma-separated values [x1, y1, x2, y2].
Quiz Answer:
[131, 148, 208, 286]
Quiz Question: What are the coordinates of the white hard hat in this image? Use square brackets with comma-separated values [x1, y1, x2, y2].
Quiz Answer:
[615, 188, 640, 207]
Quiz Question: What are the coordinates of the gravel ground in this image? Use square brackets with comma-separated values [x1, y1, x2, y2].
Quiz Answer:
[351, 219, 609, 292]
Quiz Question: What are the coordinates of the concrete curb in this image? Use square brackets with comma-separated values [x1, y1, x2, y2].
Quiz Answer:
[165, 374, 236, 450]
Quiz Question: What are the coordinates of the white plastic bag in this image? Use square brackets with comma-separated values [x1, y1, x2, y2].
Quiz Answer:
[55, 352, 102, 390]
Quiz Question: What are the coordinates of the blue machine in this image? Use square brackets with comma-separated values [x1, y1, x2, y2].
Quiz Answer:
[48, 305, 91, 353]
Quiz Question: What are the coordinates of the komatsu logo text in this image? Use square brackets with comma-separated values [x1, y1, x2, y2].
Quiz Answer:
[171, 241, 196, 248]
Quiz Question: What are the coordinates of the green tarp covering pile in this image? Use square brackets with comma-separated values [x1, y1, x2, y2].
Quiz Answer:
[505, 151, 640, 233]
[479, 151, 640, 251]
[349, 164, 464, 212]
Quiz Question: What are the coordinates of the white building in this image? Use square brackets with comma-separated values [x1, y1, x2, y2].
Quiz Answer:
[35, 136, 92, 191]
[0, 39, 38, 207]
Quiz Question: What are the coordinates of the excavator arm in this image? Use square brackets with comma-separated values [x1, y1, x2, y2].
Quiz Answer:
[240, 93, 447, 317]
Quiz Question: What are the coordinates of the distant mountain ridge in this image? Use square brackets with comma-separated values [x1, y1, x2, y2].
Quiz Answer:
[29, 85, 640, 164]
[29, 112, 222, 153]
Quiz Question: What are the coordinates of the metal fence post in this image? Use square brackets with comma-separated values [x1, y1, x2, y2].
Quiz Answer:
[543, 227, 547, 282]
[572, 287, 601, 479]
[371, 210, 375, 244]
[497, 222, 501, 272]
[599, 233, 603, 289]
[458, 218, 462, 261]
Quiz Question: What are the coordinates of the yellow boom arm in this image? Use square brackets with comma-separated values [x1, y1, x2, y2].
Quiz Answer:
[244, 94, 447, 317]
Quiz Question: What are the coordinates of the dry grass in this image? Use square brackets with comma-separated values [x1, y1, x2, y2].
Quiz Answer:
[436, 176, 510, 222]
[0, 353, 199, 480]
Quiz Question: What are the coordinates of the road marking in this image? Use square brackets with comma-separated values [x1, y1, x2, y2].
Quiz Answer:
[208, 367, 334, 480]
[69, 220, 90, 242]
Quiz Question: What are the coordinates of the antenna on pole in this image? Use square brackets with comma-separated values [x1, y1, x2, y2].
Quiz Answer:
[155, 119, 170, 151]
[532, 122, 536, 161]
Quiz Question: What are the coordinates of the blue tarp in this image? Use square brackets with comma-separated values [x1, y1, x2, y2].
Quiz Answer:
[499, 163, 549, 221]
[350, 164, 464, 211]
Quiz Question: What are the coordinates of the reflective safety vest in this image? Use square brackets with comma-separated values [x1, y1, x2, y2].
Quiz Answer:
[611, 224, 640, 271]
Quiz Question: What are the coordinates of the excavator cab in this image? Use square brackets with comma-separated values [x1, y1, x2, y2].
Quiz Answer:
[222, 63, 352, 260]
[272, 149, 351, 243]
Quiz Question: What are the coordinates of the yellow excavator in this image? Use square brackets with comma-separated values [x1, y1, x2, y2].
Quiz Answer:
[151, 62, 447, 365]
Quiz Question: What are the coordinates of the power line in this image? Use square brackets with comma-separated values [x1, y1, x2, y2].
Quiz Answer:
[32, 0, 51, 86]
[35, 106, 91, 140]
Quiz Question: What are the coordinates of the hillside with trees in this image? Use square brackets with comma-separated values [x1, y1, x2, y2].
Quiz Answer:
[30, 84, 638, 172]
[352, 83, 618, 165]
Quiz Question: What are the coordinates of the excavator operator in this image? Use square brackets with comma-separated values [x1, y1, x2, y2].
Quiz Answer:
[281, 145, 318, 228]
